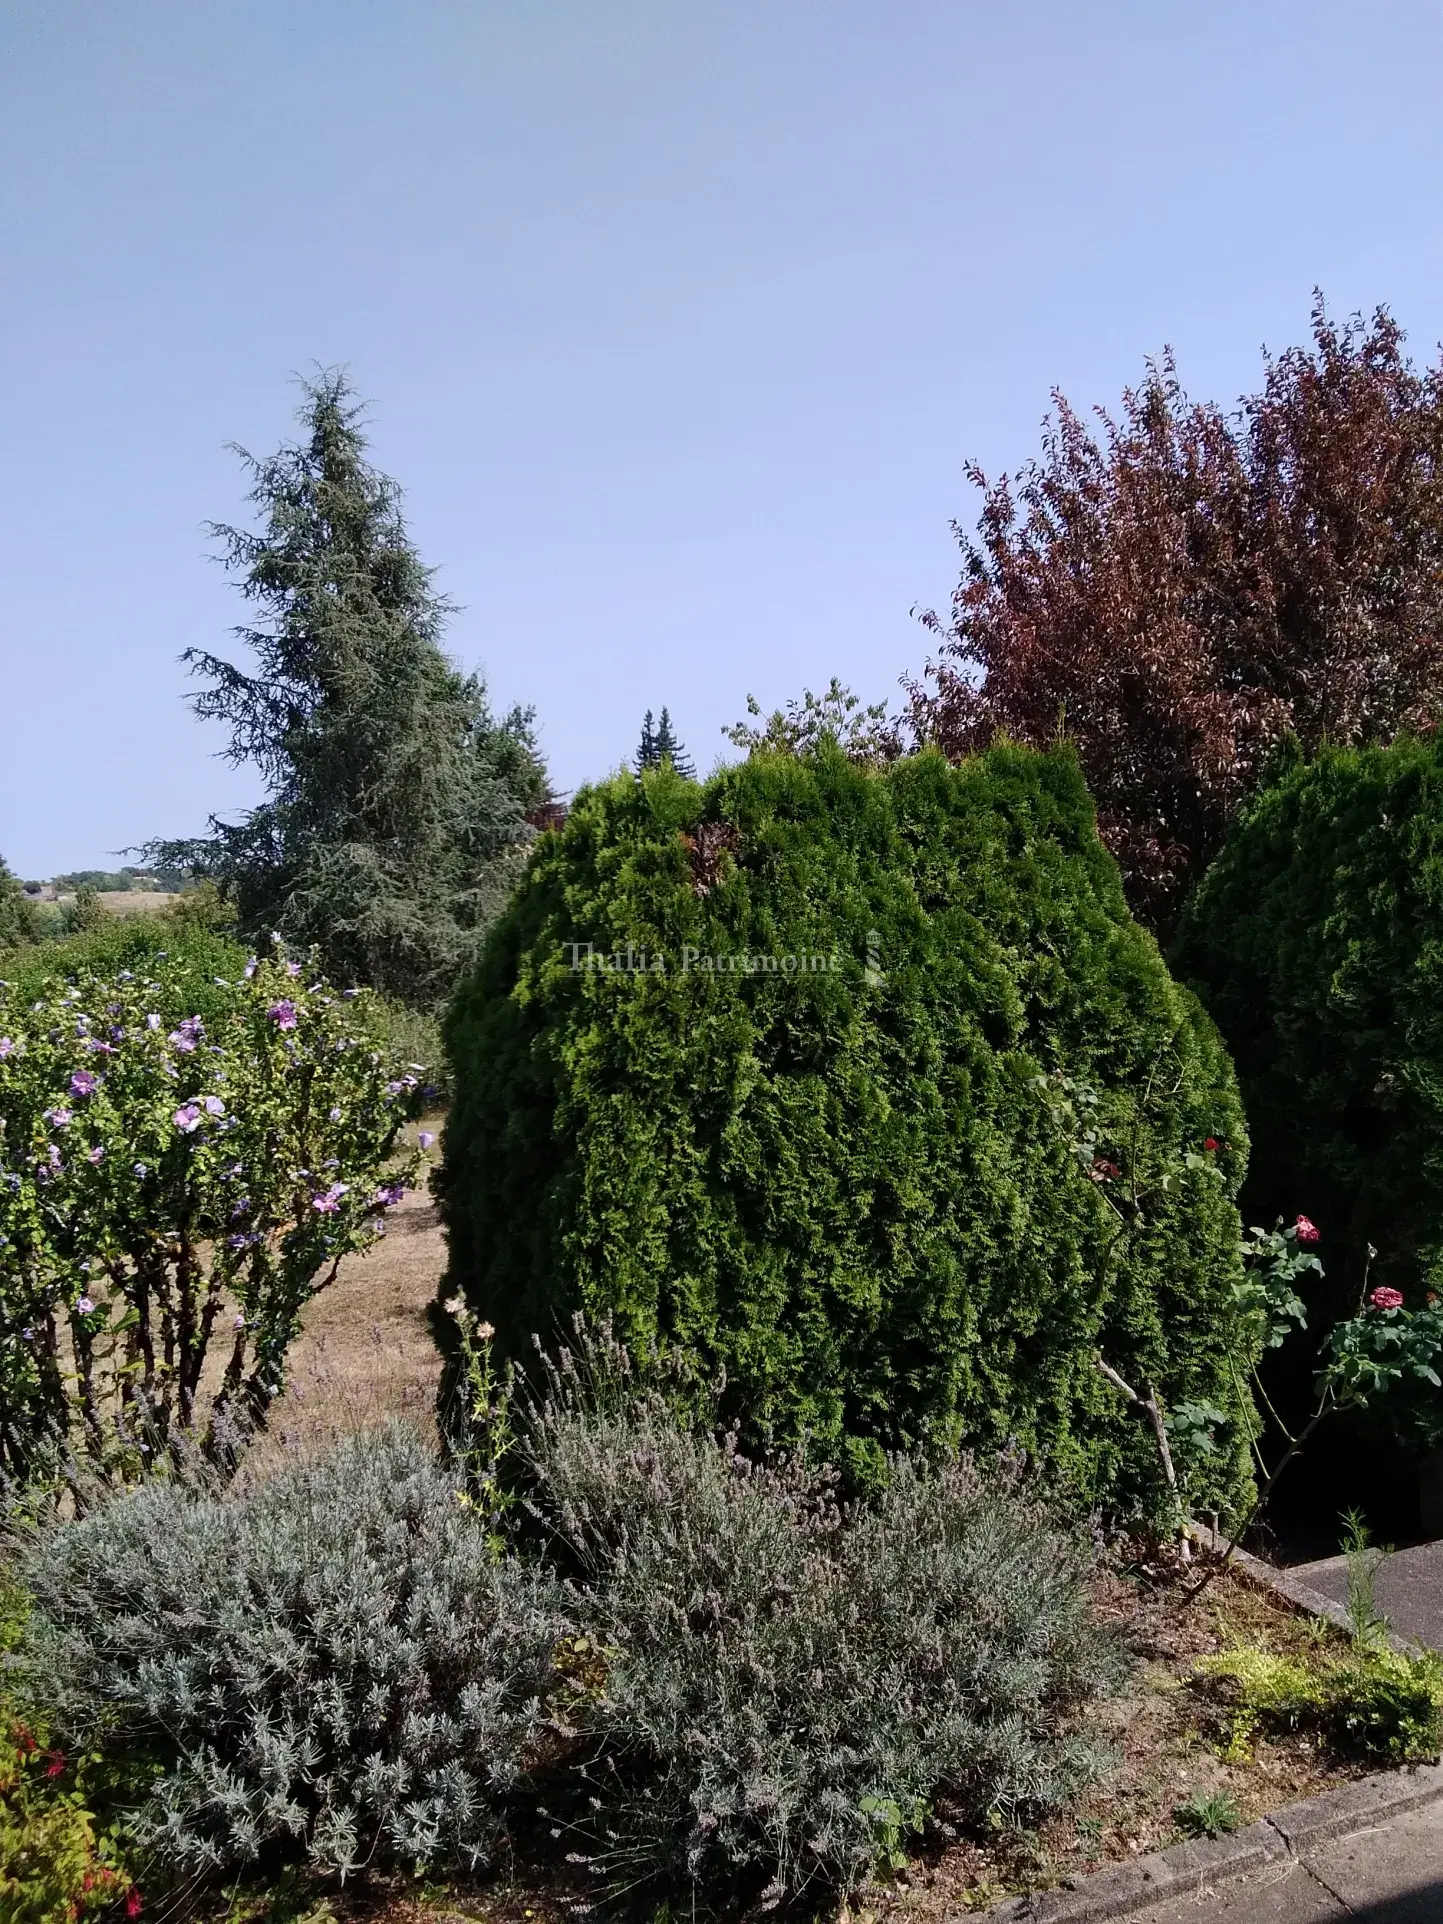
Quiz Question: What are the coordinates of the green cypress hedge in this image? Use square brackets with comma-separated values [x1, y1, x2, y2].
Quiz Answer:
[1175, 733, 1443, 1315]
[439, 743, 1251, 1513]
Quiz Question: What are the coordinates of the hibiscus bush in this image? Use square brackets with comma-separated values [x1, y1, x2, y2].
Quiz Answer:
[0, 949, 426, 1489]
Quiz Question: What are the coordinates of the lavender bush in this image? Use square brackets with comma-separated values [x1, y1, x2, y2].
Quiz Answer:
[513, 1328, 1122, 1908]
[15, 1424, 564, 1879]
[0, 949, 425, 1488]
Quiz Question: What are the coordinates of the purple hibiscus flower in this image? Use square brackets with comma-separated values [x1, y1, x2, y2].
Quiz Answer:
[69, 1070, 98, 1098]
[268, 1000, 298, 1030]
[311, 1181, 349, 1214]
[173, 1103, 203, 1134]
[168, 1015, 204, 1053]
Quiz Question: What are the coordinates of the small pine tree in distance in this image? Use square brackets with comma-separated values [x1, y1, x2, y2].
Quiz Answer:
[636, 706, 693, 777]
[145, 372, 548, 1007]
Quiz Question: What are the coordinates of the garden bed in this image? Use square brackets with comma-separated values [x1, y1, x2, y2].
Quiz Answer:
[867, 1555, 1372, 1916]
[193, 1556, 1380, 1924]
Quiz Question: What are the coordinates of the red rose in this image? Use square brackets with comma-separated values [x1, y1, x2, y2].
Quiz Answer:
[1091, 1158, 1120, 1181]
[126, 1890, 143, 1919]
[1370, 1286, 1405, 1311]
[1203, 1137, 1220, 1151]
[1295, 1215, 1320, 1243]
[44, 1750, 65, 1779]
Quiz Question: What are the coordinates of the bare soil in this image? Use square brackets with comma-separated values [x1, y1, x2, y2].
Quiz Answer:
[866, 1558, 1368, 1918]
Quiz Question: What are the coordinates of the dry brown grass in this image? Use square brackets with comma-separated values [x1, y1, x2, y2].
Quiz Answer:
[94, 890, 181, 917]
[240, 1185, 447, 1480]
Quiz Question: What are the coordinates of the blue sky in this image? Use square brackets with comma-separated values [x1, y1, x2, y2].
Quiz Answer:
[3, 0, 1442, 876]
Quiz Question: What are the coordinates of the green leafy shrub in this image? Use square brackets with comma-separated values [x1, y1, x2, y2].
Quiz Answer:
[0, 855, 42, 950]
[15, 1425, 565, 1882]
[363, 996, 449, 1103]
[0, 1725, 133, 1924]
[440, 742, 1253, 1514]
[513, 1326, 1122, 1908]
[0, 1574, 135, 1923]
[0, 951, 425, 1487]
[0, 915, 246, 1015]
[1176, 734, 1443, 1322]
[1198, 1642, 1443, 1764]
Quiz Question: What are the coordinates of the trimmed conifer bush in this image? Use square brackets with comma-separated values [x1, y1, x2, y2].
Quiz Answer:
[1176, 735, 1443, 1334]
[439, 743, 1252, 1514]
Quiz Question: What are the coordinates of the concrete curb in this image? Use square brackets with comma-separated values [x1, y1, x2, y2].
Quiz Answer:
[979, 1764, 1443, 1920]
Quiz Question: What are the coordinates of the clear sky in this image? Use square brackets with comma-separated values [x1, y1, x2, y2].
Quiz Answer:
[3, 0, 1442, 876]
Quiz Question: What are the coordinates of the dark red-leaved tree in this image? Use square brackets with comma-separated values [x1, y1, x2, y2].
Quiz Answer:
[908, 298, 1443, 931]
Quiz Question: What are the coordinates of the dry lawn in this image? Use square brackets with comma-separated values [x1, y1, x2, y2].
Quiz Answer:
[95, 890, 181, 917]
[242, 1185, 448, 1479]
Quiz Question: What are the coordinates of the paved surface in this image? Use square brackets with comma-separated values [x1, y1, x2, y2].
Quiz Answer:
[1290, 1543, 1443, 1652]
[1119, 1796, 1443, 1920]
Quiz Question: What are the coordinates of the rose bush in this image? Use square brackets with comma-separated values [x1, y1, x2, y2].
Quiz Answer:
[0, 948, 425, 1489]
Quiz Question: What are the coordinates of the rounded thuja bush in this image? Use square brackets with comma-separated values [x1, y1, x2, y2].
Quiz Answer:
[439, 742, 1253, 1516]
[1176, 735, 1443, 1337]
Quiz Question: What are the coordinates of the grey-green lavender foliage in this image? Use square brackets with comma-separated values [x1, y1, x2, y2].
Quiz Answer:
[146, 372, 548, 1009]
[15, 1425, 565, 1879]
[514, 1328, 1123, 1908]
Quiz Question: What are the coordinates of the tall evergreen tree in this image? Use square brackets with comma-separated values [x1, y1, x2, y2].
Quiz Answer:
[147, 373, 546, 1006]
[636, 710, 658, 773]
[0, 854, 41, 948]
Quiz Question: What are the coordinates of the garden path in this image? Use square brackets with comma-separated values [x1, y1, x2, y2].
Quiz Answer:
[238, 1183, 446, 1478]
[1290, 1545, 1443, 1654]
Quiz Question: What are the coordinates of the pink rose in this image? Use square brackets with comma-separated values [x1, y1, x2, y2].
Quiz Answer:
[1370, 1286, 1405, 1311]
[1294, 1215, 1320, 1244]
